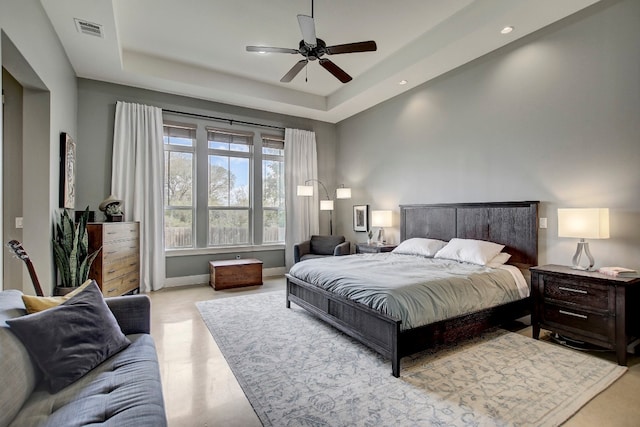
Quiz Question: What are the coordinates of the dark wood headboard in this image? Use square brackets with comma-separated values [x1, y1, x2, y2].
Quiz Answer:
[399, 201, 539, 267]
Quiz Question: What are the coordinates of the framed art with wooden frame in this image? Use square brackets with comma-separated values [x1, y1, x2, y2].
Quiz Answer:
[59, 132, 76, 209]
[353, 204, 369, 232]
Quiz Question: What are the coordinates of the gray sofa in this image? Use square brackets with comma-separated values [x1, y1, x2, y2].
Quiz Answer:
[0, 289, 167, 427]
[293, 235, 351, 263]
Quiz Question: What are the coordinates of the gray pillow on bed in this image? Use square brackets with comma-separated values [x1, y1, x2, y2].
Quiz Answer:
[6, 282, 131, 393]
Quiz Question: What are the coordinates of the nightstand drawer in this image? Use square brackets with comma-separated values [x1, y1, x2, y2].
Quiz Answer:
[543, 304, 611, 338]
[543, 277, 609, 310]
[531, 264, 640, 366]
[355, 243, 396, 254]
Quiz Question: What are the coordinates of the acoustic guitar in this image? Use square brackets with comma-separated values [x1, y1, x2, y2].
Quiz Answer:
[6, 240, 44, 297]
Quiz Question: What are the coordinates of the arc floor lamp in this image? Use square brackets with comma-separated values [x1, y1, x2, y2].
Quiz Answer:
[297, 180, 351, 235]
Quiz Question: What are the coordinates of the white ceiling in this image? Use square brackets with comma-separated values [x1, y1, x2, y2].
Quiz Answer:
[41, 0, 600, 123]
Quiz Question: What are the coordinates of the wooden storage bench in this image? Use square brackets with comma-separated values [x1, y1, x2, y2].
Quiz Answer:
[209, 259, 263, 290]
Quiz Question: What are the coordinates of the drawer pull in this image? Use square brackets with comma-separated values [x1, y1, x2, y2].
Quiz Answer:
[108, 269, 117, 274]
[129, 278, 137, 283]
[106, 232, 117, 235]
[129, 263, 137, 267]
[559, 309, 587, 319]
[558, 286, 587, 295]
[106, 250, 117, 254]
[107, 288, 117, 293]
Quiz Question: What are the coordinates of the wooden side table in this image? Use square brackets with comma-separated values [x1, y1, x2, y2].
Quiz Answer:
[355, 243, 397, 254]
[530, 264, 640, 365]
[209, 259, 263, 290]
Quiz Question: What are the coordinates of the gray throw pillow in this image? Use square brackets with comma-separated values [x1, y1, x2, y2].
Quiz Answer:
[6, 281, 131, 393]
[310, 235, 346, 255]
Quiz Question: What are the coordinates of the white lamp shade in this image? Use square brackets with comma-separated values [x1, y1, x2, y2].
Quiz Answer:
[297, 185, 313, 196]
[558, 208, 610, 239]
[371, 210, 393, 227]
[336, 187, 351, 199]
[320, 200, 334, 211]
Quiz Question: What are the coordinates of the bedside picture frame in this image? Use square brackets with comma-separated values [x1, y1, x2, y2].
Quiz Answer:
[353, 205, 369, 232]
[59, 132, 76, 209]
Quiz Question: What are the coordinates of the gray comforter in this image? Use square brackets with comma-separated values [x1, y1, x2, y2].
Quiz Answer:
[288, 253, 524, 331]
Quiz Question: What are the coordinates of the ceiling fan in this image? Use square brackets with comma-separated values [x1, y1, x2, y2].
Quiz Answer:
[246, 0, 377, 84]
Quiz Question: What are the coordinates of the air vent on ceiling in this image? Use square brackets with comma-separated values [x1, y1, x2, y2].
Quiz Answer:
[74, 18, 104, 38]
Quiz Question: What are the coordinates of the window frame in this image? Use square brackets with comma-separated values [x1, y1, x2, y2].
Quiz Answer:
[261, 134, 285, 244]
[163, 122, 197, 250]
[163, 114, 285, 253]
[205, 127, 254, 247]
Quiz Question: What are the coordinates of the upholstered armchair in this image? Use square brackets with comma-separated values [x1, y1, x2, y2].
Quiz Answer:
[293, 235, 351, 263]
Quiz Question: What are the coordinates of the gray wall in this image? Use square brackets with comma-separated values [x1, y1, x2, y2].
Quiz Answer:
[1, 0, 78, 294]
[336, 0, 640, 269]
[76, 79, 337, 278]
[2, 68, 23, 290]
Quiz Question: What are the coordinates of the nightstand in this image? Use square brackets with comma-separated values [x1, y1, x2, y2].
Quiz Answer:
[530, 264, 640, 365]
[355, 243, 397, 254]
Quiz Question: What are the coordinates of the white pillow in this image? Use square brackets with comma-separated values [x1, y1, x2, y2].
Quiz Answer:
[392, 238, 447, 257]
[434, 238, 505, 266]
[485, 252, 511, 268]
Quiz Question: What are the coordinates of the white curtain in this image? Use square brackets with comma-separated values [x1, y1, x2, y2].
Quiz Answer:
[284, 128, 319, 270]
[111, 101, 165, 292]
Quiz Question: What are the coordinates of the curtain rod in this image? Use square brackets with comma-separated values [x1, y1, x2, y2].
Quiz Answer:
[163, 109, 285, 131]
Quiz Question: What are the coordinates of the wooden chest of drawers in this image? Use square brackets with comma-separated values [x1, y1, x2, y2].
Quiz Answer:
[209, 259, 263, 290]
[530, 264, 640, 365]
[88, 222, 140, 297]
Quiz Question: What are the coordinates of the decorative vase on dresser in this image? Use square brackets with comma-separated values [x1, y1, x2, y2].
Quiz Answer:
[87, 222, 140, 297]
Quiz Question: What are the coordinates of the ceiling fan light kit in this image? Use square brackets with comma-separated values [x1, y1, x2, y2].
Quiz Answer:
[245, 1, 377, 84]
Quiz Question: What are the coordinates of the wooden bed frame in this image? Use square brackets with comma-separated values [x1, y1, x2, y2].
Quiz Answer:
[286, 201, 539, 377]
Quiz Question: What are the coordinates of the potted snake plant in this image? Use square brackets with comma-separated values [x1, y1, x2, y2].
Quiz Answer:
[52, 207, 100, 295]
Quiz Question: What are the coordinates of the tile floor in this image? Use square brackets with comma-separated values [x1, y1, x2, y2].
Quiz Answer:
[148, 277, 640, 426]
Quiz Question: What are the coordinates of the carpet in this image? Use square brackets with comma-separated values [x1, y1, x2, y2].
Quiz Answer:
[196, 291, 626, 427]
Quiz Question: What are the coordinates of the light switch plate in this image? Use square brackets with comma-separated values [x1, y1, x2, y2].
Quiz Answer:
[539, 218, 547, 229]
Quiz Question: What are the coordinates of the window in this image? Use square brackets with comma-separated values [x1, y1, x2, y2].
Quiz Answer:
[207, 128, 252, 246]
[163, 117, 285, 250]
[163, 123, 196, 249]
[262, 135, 285, 243]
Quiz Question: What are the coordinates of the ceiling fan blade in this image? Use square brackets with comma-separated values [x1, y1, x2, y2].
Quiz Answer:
[319, 58, 352, 83]
[297, 14, 316, 47]
[246, 46, 299, 54]
[325, 41, 377, 55]
[280, 60, 308, 83]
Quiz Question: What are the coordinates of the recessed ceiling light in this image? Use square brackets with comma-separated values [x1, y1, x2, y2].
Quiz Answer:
[399, 80, 408, 85]
[501, 26, 514, 35]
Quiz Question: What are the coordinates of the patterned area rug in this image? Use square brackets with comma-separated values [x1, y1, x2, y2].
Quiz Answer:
[196, 291, 626, 427]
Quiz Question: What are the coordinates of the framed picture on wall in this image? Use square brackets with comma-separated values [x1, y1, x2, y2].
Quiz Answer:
[59, 132, 76, 209]
[353, 205, 369, 232]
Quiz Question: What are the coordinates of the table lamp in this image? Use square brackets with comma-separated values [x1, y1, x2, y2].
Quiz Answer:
[371, 210, 393, 244]
[557, 208, 609, 270]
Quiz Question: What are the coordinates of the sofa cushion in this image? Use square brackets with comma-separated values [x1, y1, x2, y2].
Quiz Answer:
[310, 235, 346, 255]
[21, 279, 93, 314]
[0, 290, 41, 427]
[6, 283, 131, 393]
[8, 334, 167, 427]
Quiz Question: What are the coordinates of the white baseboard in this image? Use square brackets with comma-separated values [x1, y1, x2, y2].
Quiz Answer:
[164, 267, 286, 288]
